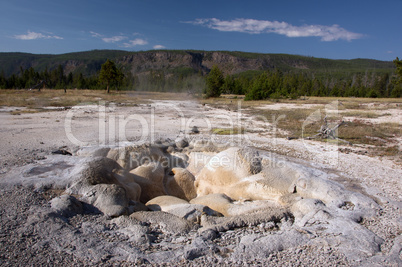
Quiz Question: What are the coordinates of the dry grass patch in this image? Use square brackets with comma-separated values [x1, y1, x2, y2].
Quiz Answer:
[338, 120, 400, 145]
[202, 96, 402, 112]
[0, 89, 199, 109]
[211, 127, 246, 135]
[378, 122, 400, 133]
[336, 121, 401, 162]
[341, 110, 384, 119]
[129, 91, 197, 101]
[10, 109, 39, 115]
[379, 145, 400, 157]
[338, 102, 364, 110]
[246, 104, 400, 157]
[247, 108, 320, 138]
[0, 89, 158, 108]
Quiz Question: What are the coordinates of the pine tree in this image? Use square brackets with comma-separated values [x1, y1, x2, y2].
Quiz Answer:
[0, 70, 6, 89]
[393, 57, 402, 85]
[391, 57, 402, 97]
[205, 65, 224, 98]
[99, 59, 122, 93]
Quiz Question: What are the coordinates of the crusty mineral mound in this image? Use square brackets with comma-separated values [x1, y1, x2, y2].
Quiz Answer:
[165, 167, 197, 201]
[1, 140, 391, 265]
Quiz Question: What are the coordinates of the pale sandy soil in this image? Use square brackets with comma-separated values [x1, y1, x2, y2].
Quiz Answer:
[256, 103, 323, 110]
[0, 97, 401, 266]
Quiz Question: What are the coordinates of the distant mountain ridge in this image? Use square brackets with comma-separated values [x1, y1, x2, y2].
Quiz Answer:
[0, 49, 395, 78]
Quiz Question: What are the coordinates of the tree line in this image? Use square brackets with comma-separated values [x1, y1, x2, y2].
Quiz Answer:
[0, 65, 100, 90]
[205, 59, 402, 99]
[0, 60, 205, 94]
[1, 58, 401, 98]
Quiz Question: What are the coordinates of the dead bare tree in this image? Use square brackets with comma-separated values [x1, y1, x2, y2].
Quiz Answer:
[30, 80, 47, 92]
[307, 116, 352, 145]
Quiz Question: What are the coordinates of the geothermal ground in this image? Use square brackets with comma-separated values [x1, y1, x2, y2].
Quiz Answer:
[0, 91, 401, 266]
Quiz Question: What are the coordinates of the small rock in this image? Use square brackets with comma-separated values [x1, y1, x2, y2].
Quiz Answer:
[190, 126, 200, 134]
[175, 138, 189, 149]
[52, 149, 72, 156]
[200, 229, 217, 241]
[50, 194, 83, 217]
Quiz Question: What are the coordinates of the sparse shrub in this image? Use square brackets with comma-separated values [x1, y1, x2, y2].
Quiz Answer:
[367, 89, 379, 98]
[270, 91, 283, 100]
[390, 85, 402, 98]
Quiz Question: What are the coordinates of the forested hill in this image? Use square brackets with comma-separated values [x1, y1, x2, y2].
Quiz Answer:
[0, 50, 399, 97]
[0, 49, 395, 78]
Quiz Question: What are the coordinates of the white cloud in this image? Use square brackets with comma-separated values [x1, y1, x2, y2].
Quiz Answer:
[188, 18, 363, 41]
[102, 35, 127, 43]
[153, 45, 166, 49]
[90, 32, 149, 47]
[122, 38, 148, 48]
[14, 30, 63, 40]
[90, 31, 103, 38]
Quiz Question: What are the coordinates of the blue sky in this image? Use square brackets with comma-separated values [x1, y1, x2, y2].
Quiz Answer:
[0, 0, 400, 60]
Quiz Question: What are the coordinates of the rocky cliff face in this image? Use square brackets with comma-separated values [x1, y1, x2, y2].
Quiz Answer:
[64, 60, 85, 74]
[118, 52, 194, 73]
[202, 52, 270, 74]
[118, 51, 273, 75]
[0, 50, 395, 77]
